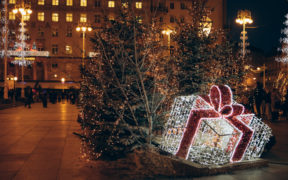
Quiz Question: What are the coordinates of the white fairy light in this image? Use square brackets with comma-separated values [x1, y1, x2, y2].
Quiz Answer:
[160, 85, 272, 166]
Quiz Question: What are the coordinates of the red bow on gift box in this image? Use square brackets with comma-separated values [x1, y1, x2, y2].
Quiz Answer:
[176, 85, 254, 162]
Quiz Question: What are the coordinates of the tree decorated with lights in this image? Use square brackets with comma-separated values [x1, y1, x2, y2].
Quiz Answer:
[276, 13, 288, 63]
[174, 1, 246, 99]
[275, 14, 288, 97]
[79, 11, 177, 159]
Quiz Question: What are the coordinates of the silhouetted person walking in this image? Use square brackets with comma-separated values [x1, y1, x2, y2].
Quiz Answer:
[25, 86, 33, 108]
[254, 82, 265, 117]
[41, 89, 48, 108]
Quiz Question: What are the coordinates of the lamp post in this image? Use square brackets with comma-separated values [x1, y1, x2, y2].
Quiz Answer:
[12, 3, 32, 98]
[61, 78, 65, 103]
[13, 76, 17, 105]
[236, 10, 253, 58]
[3, 0, 8, 100]
[76, 25, 92, 68]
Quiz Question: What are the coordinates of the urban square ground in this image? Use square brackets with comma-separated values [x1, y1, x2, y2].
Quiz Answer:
[0, 102, 287, 179]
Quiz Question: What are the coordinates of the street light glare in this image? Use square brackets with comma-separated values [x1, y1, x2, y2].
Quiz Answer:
[76, 27, 81, 32]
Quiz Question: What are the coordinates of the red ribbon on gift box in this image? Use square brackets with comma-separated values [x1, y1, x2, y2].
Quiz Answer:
[176, 85, 254, 162]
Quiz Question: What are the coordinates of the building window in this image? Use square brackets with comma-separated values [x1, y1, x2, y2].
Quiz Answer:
[95, 0, 101, 7]
[52, 13, 59, 22]
[159, 17, 163, 23]
[66, 0, 73, 6]
[122, 2, 128, 8]
[66, 27, 72, 37]
[136, 16, 142, 23]
[94, 15, 100, 23]
[108, 15, 114, 21]
[80, 14, 87, 23]
[180, 3, 185, 9]
[108, 1, 115, 8]
[9, 12, 15, 20]
[135, 2, 142, 9]
[170, 3, 174, 9]
[38, 12, 44, 21]
[9, 0, 16, 4]
[66, 13, 73, 22]
[52, 29, 58, 37]
[52, 0, 59, 6]
[52, 63, 58, 68]
[170, 16, 175, 23]
[38, 28, 44, 37]
[80, 0, 87, 7]
[180, 17, 185, 23]
[65, 45, 72, 54]
[52, 45, 58, 55]
[38, 0, 45, 5]
[23, 14, 30, 21]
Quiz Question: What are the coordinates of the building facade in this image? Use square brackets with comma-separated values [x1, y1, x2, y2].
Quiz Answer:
[1, 0, 227, 90]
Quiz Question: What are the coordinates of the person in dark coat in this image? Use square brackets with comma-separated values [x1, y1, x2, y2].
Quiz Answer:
[41, 89, 48, 108]
[282, 89, 288, 119]
[254, 82, 266, 117]
[25, 86, 33, 108]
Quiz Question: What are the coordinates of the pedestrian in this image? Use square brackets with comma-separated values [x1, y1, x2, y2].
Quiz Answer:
[40, 89, 48, 108]
[253, 82, 266, 117]
[265, 90, 272, 121]
[282, 88, 288, 119]
[271, 88, 281, 122]
[25, 86, 33, 108]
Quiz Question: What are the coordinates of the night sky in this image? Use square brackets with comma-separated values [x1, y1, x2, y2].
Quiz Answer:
[227, 0, 288, 55]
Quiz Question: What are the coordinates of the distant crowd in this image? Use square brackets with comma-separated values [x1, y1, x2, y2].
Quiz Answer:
[246, 82, 288, 122]
[23, 84, 79, 108]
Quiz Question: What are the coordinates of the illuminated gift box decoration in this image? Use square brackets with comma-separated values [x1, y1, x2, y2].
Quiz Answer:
[160, 85, 272, 165]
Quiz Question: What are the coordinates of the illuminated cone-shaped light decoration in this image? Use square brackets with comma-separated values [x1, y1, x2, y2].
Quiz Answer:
[276, 14, 288, 63]
[160, 85, 272, 165]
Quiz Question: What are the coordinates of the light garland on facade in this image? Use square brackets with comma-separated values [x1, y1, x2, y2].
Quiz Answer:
[160, 85, 272, 165]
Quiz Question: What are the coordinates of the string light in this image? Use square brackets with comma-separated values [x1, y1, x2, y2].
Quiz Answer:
[160, 85, 272, 165]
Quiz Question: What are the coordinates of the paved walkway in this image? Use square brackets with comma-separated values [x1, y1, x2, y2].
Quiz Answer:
[0, 102, 86, 180]
[0, 103, 288, 179]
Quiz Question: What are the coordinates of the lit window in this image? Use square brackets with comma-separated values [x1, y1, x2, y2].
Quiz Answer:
[52, 13, 59, 22]
[108, 1, 115, 8]
[66, 45, 72, 54]
[80, 0, 87, 7]
[108, 15, 114, 21]
[52, 29, 58, 37]
[135, 2, 142, 9]
[80, 14, 87, 23]
[66, 13, 73, 22]
[136, 16, 142, 23]
[9, 0, 16, 4]
[9, 12, 15, 20]
[122, 2, 128, 8]
[66, 0, 73, 6]
[38, 0, 45, 5]
[200, 16, 212, 36]
[38, 12, 45, 21]
[52, 44, 58, 55]
[52, 0, 59, 6]
[23, 14, 30, 21]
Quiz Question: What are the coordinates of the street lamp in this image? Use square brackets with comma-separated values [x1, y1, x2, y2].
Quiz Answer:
[13, 2, 32, 98]
[162, 29, 174, 55]
[76, 24, 92, 67]
[13, 77, 17, 104]
[236, 10, 253, 58]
